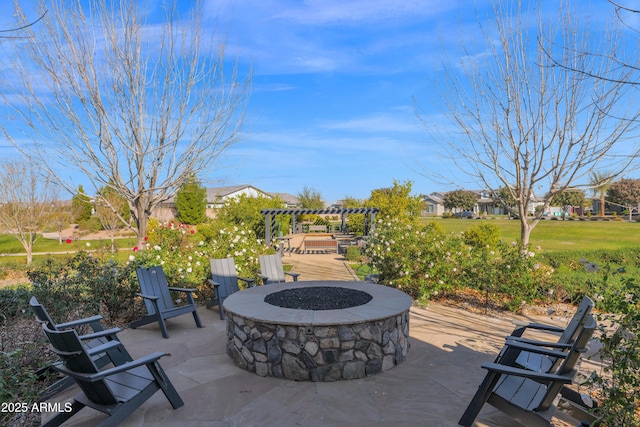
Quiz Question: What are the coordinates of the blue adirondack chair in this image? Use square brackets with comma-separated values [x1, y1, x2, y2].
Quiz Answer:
[30, 296, 133, 399]
[208, 257, 255, 319]
[502, 296, 595, 373]
[259, 254, 300, 284]
[41, 324, 183, 427]
[131, 266, 203, 338]
[459, 315, 598, 427]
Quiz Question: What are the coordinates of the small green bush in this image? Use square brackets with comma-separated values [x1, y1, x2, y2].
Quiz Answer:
[344, 246, 361, 262]
[0, 285, 32, 322]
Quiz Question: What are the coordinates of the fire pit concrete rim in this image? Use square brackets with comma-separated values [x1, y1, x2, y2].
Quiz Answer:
[223, 280, 413, 326]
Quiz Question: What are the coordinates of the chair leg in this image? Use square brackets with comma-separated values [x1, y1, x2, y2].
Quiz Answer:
[42, 400, 84, 427]
[192, 307, 204, 328]
[147, 362, 185, 409]
[458, 371, 501, 427]
[158, 316, 170, 339]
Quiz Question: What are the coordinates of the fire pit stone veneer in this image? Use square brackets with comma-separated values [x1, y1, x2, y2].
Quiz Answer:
[223, 281, 412, 381]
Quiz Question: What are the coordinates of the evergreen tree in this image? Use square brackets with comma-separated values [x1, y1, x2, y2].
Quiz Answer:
[71, 185, 92, 222]
[176, 177, 207, 225]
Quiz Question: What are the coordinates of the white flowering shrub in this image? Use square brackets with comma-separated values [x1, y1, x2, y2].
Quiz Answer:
[135, 220, 267, 295]
[365, 217, 468, 302]
[365, 217, 554, 310]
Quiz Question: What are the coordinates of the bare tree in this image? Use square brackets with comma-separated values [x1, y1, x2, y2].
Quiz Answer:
[0, 160, 59, 264]
[424, 1, 640, 247]
[2, 0, 250, 247]
[95, 186, 129, 253]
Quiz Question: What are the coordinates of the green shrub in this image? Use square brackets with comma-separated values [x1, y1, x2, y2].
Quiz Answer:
[0, 285, 32, 322]
[28, 252, 140, 324]
[582, 263, 640, 425]
[463, 222, 501, 248]
[344, 246, 361, 262]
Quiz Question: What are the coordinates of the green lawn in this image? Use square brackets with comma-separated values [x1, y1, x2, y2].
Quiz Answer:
[0, 235, 136, 255]
[425, 217, 640, 252]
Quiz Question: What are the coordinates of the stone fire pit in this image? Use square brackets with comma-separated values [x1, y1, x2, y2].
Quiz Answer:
[223, 280, 412, 381]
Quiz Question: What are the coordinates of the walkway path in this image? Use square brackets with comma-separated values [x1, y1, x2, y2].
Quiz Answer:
[278, 233, 359, 281]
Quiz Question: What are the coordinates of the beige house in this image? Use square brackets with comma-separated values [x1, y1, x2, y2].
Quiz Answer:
[153, 184, 299, 221]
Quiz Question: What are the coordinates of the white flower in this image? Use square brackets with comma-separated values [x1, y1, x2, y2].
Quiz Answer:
[186, 267, 192, 273]
[86, 242, 91, 247]
[129, 255, 135, 261]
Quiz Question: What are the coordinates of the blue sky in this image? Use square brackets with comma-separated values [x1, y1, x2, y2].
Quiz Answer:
[203, 0, 459, 202]
[202, 0, 622, 203]
[0, 0, 632, 203]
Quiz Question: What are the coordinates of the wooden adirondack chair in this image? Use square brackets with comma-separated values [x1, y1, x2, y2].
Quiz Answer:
[30, 296, 133, 399]
[41, 324, 183, 427]
[259, 254, 300, 284]
[208, 258, 255, 319]
[131, 266, 203, 338]
[502, 296, 595, 374]
[459, 315, 597, 427]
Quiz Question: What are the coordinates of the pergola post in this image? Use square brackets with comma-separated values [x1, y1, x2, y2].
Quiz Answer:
[264, 213, 272, 246]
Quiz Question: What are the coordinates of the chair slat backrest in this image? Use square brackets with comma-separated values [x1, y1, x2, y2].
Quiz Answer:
[136, 267, 174, 314]
[210, 258, 240, 300]
[42, 325, 118, 405]
[538, 314, 597, 410]
[29, 296, 57, 329]
[259, 254, 285, 283]
[557, 296, 594, 344]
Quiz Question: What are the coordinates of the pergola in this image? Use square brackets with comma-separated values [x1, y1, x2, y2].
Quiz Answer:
[260, 207, 380, 245]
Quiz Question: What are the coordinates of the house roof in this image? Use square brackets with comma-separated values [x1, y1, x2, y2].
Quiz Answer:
[422, 193, 444, 204]
[206, 185, 271, 201]
[268, 192, 299, 206]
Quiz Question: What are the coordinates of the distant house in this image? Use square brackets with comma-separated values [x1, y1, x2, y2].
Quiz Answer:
[205, 185, 273, 209]
[422, 192, 446, 216]
[152, 184, 299, 221]
[421, 189, 545, 217]
[267, 192, 300, 209]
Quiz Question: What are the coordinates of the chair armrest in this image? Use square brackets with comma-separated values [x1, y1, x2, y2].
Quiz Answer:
[511, 320, 564, 335]
[259, 275, 269, 283]
[503, 338, 569, 360]
[481, 362, 575, 384]
[55, 352, 167, 382]
[208, 279, 220, 287]
[56, 315, 104, 330]
[285, 272, 300, 281]
[508, 336, 573, 349]
[136, 292, 159, 301]
[238, 277, 255, 288]
[168, 286, 197, 294]
[79, 327, 122, 342]
[85, 340, 124, 357]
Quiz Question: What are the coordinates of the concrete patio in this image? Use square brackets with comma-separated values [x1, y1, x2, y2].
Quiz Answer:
[42, 238, 594, 426]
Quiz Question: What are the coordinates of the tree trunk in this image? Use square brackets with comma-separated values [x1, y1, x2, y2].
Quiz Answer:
[600, 193, 605, 216]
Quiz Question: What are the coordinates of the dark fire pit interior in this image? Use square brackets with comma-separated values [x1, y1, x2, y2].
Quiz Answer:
[264, 286, 373, 310]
